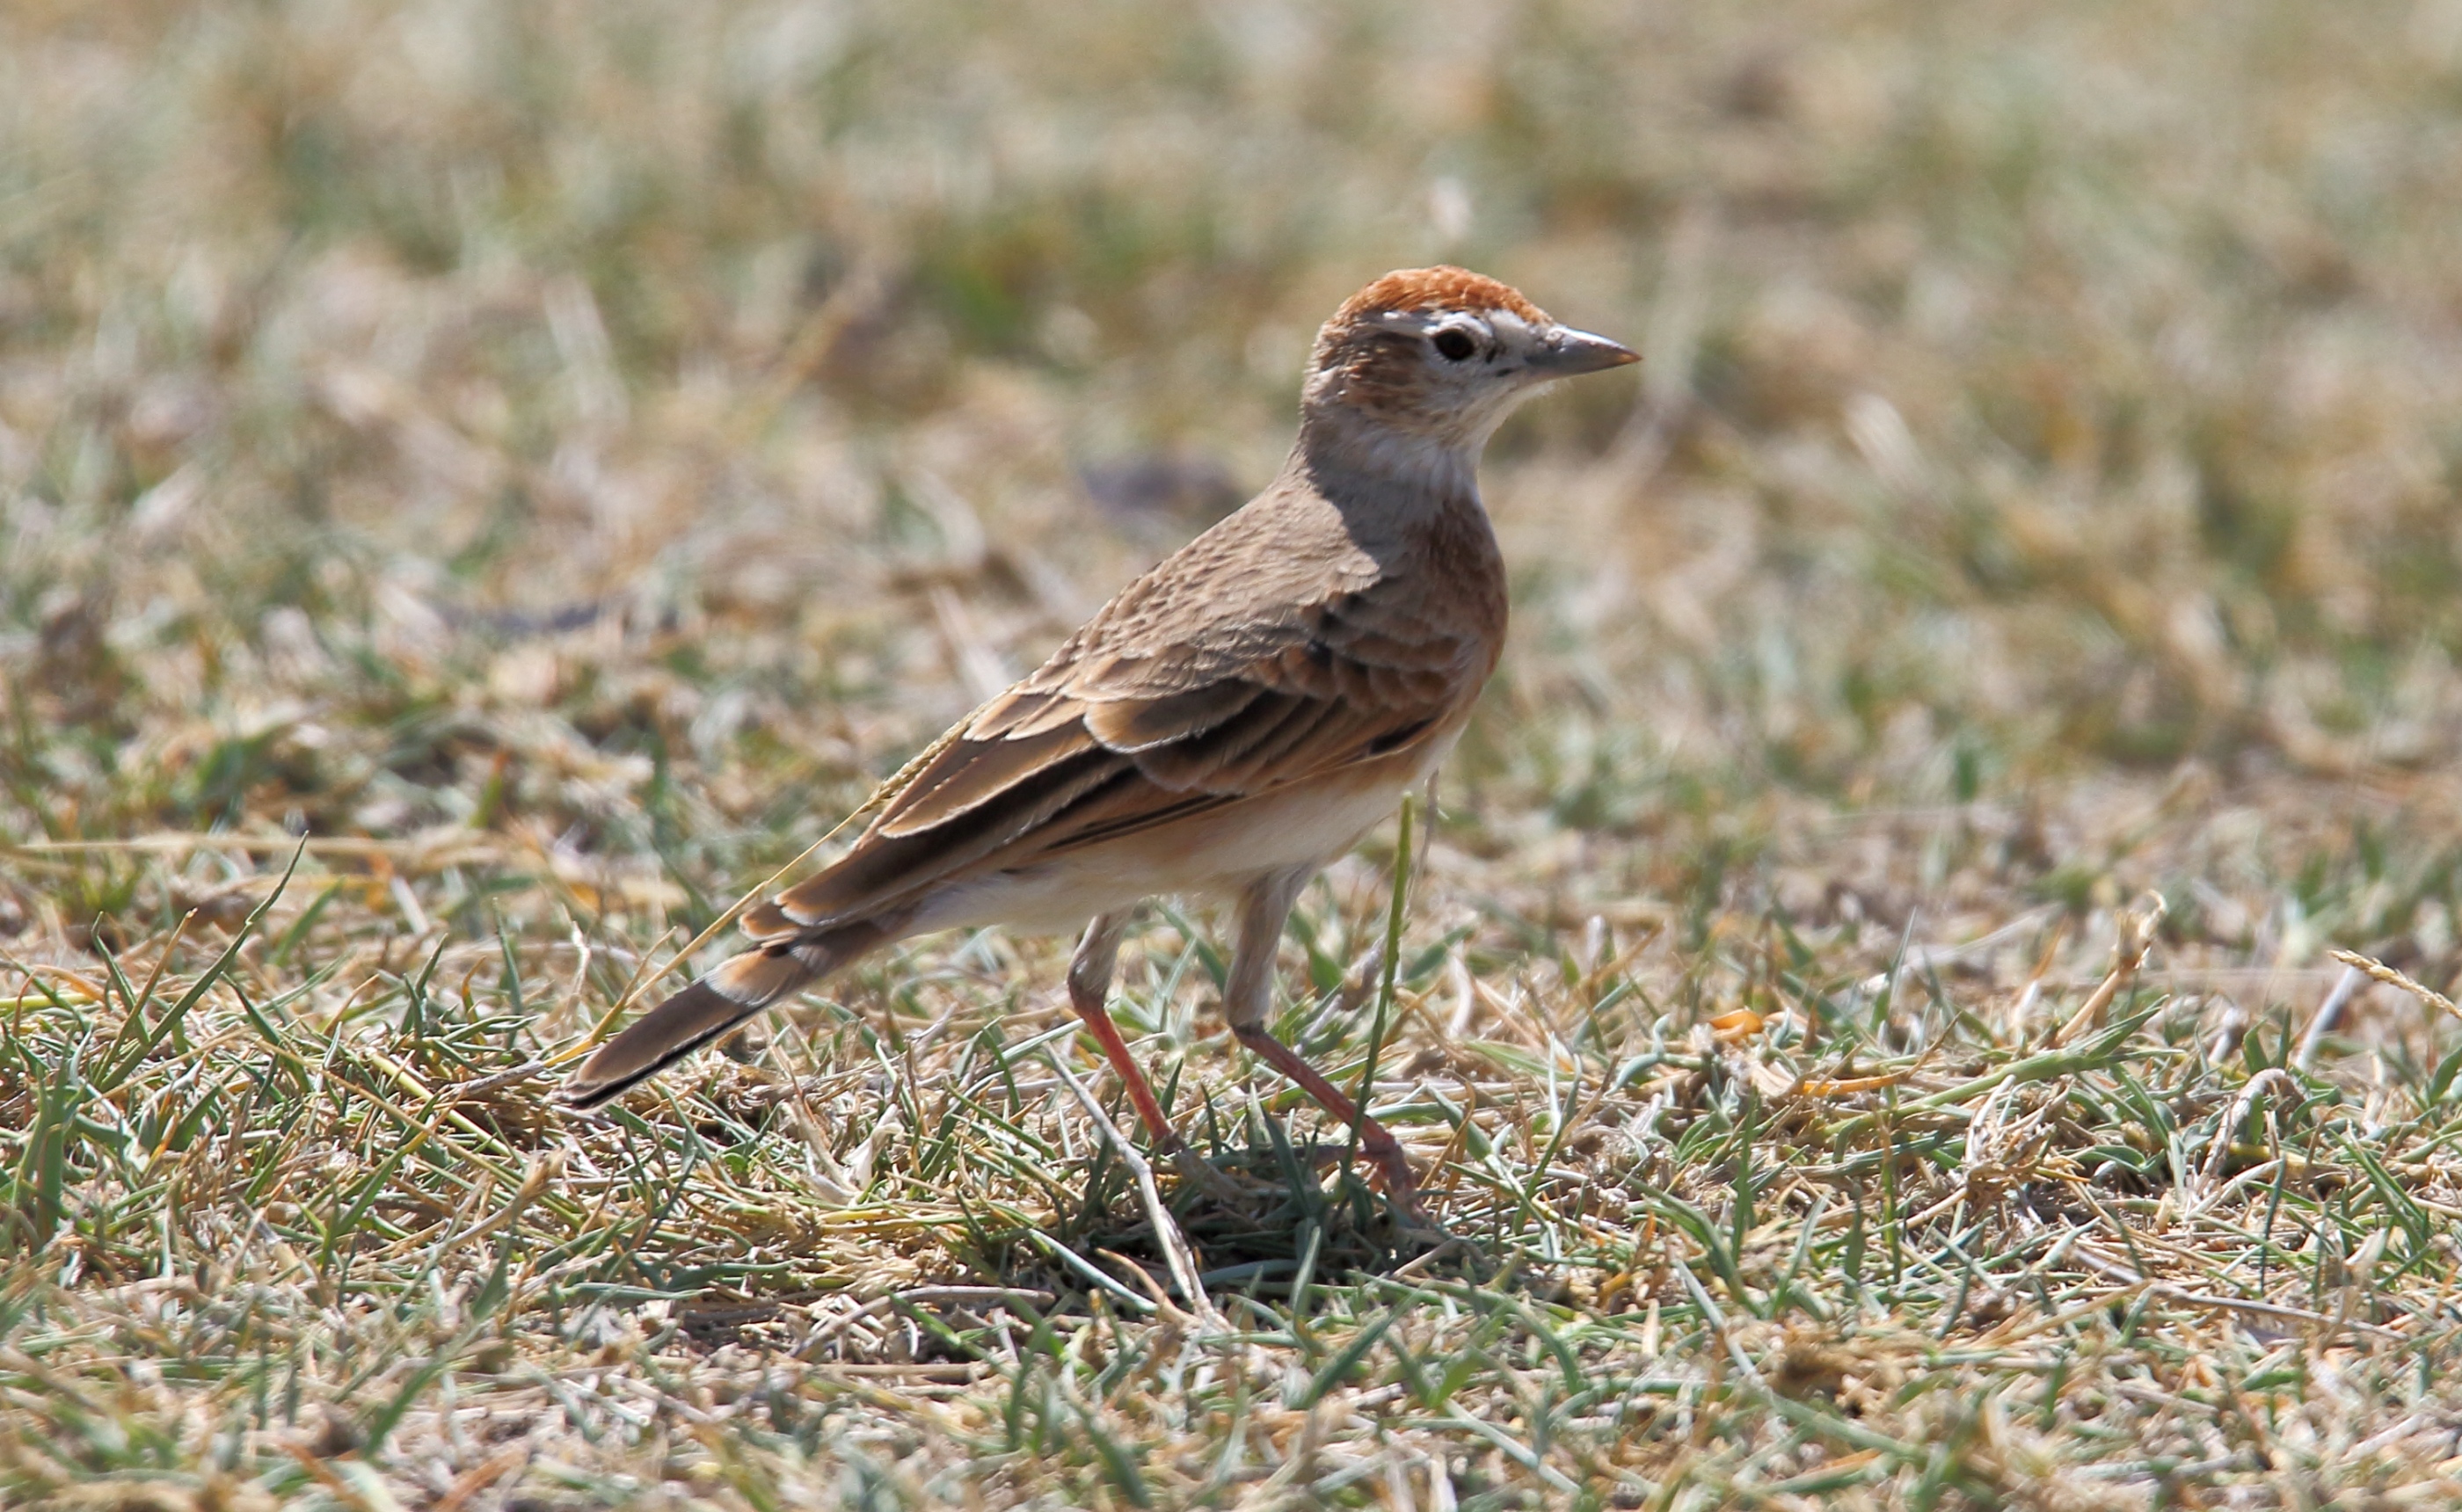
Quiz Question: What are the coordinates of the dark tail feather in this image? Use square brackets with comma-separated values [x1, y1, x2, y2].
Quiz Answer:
[559, 923, 884, 1109]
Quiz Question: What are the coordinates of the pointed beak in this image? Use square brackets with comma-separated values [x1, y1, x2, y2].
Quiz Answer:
[1531, 326, 1640, 376]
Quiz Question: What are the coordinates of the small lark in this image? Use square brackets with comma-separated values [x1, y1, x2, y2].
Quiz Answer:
[562, 267, 1635, 1202]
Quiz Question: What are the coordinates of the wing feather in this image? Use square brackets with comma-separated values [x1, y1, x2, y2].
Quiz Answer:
[738, 474, 1504, 933]
[1080, 680, 1267, 752]
[876, 723, 1097, 838]
[772, 743, 1129, 926]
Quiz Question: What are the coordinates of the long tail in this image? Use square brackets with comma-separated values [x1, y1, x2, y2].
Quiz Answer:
[558, 921, 887, 1109]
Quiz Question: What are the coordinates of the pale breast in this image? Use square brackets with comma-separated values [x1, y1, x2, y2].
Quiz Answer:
[907, 721, 1460, 937]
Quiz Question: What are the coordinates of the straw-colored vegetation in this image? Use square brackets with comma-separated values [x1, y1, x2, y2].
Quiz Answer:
[8, 1, 2462, 1506]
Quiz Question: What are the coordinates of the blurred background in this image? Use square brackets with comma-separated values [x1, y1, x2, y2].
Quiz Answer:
[12, 6, 2462, 1501]
[7, 0, 2462, 969]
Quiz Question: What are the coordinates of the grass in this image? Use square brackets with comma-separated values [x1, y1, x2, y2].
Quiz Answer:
[7, 0, 2462, 1506]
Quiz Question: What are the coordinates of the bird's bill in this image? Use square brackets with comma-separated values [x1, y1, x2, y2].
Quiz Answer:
[1532, 327, 1639, 375]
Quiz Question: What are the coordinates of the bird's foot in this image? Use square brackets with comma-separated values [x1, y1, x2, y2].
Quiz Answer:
[1283, 1140, 1436, 1228]
[1167, 1140, 1251, 1205]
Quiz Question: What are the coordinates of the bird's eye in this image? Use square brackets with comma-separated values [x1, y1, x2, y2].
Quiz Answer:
[1431, 328, 1477, 362]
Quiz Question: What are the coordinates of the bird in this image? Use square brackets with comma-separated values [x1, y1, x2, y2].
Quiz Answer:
[560, 266, 1636, 1204]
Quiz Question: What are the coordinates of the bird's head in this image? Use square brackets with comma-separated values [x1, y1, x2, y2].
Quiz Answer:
[1300, 266, 1636, 480]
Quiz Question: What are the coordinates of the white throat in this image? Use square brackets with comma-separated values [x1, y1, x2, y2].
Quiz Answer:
[1295, 403, 1485, 503]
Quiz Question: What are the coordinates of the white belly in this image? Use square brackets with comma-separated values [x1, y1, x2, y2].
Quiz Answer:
[907, 766, 1422, 937]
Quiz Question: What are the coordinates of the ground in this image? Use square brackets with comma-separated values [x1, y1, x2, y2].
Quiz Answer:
[6, 1, 2462, 1507]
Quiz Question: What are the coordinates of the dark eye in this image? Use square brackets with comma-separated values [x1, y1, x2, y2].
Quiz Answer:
[1431, 328, 1476, 362]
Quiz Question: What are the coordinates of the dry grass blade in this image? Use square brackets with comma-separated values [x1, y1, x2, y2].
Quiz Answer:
[2050, 890, 2167, 1048]
[1046, 1054, 1230, 1336]
[8, 1, 2462, 1504]
[2329, 948, 2462, 1025]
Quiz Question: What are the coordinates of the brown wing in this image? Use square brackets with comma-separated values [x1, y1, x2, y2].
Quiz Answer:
[749, 578, 1491, 935]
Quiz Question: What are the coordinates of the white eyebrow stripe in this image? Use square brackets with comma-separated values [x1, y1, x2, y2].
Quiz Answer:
[1486, 310, 1538, 345]
[1364, 309, 1440, 333]
[1365, 308, 1503, 339]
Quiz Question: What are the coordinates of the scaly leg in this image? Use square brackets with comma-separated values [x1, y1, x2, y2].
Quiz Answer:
[1066, 911, 1178, 1148]
[1226, 869, 1420, 1205]
[1068, 912, 1244, 1200]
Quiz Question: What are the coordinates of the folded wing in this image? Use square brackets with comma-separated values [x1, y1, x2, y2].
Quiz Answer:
[741, 570, 1486, 940]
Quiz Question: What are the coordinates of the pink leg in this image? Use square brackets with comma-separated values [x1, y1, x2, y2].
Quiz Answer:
[1067, 912, 1180, 1150]
[1226, 869, 1421, 1206]
[1235, 1023, 1419, 1203]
